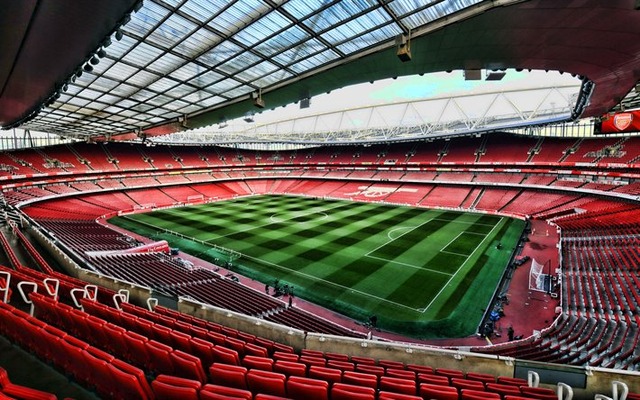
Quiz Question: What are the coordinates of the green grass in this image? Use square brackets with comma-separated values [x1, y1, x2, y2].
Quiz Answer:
[109, 195, 524, 339]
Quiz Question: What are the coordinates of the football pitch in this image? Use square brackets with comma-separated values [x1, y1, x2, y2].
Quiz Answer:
[109, 195, 525, 338]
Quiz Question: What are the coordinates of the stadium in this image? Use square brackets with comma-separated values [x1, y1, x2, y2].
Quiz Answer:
[0, 1, 639, 399]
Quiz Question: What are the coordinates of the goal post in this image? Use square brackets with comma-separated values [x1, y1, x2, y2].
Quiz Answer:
[529, 258, 552, 292]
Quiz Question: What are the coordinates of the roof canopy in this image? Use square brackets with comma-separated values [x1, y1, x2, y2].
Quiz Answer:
[2, 0, 640, 142]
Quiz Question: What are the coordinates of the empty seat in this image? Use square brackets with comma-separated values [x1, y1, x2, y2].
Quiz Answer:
[286, 376, 329, 400]
[200, 384, 252, 400]
[246, 369, 287, 397]
[273, 360, 306, 377]
[254, 394, 292, 400]
[497, 376, 528, 387]
[342, 371, 378, 390]
[189, 336, 215, 368]
[244, 342, 269, 357]
[273, 351, 299, 362]
[378, 392, 423, 400]
[299, 356, 326, 368]
[151, 380, 199, 400]
[242, 355, 274, 371]
[355, 364, 385, 377]
[379, 376, 416, 395]
[211, 345, 241, 365]
[0, 367, 57, 400]
[451, 377, 485, 393]
[327, 360, 355, 372]
[466, 372, 496, 384]
[331, 383, 376, 400]
[308, 365, 342, 385]
[435, 368, 465, 380]
[209, 363, 248, 390]
[378, 359, 404, 370]
[418, 374, 450, 386]
[519, 386, 559, 400]
[461, 388, 500, 400]
[419, 383, 459, 400]
[486, 382, 523, 397]
[170, 349, 207, 384]
[385, 368, 416, 380]
[144, 340, 174, 375]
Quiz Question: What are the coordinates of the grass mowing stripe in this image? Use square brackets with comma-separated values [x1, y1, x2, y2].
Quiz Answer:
[419, 217, 504, 314]
[109, 195, 525, 339]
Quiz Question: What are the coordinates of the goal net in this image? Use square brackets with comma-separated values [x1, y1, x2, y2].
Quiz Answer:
[529, 258, 551, 292]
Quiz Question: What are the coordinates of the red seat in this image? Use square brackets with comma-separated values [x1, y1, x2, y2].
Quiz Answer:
[225, 337, 246, 357]
[462, 388, 500, 400]
[286, 376, 329, 400]
[242, 355, 274, 371]
[350, 356, 376, 365]
[406, 364, 434, 375]
[107, 362, 153, 400]
[155, 374, 202, 390]
[170, 349, 207, 383]
[244, 342, 269, 357]
[0, 367, 57, 400]
[378, 392, 423, 400]
[81, 348, 115, 398]
[325, 352, 349, 361]
[299, 356, 326, 368]
[451, 377, 485, 394]
[466, 372, 496, 384]
[342, 371, 378, 390]
[200, 384, 252, 400]
[273, 360, 307, 377]
[246, 369, 287, 397]
[189, 336, 215, 368]
[254, 395, 292, 400]
[209, 363, 248, 390]
[327, 360, 355, 372]
[331, 383, 376, 400]
[419, 383, 459, 400]
[378, 359, 404, 370]
[273, 351, 299, 362]
[144, 339, 174, 375]
[308, 365, 342, 385]
[170, 330, 192, 353]
[151, 380, 199, 400]
[379, 376, 416, 395]
[497, 376, 528, 387]
[486, 382, 523, 397]
[123, 330, 150, 368]
[417, 373, 450, 386]
[300, 349, 324, 358]
[435, 368, 465, 380]
[103, 323, 128, 358]
[355, 364, 385, 377]
[385, 368, 415, 380]
[211, 345, 241, 365]
[520, 386, 558, 400]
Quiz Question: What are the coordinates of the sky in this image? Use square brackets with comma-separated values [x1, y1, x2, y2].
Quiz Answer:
[206, 69, 581, 130]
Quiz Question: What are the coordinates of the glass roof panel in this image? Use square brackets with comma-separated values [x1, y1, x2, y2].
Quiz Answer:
[147, 12, 198, 49]
[147, 77, 180, 93]
[147, 52, 187, 75]
[126, 2, 171, 35]
[174, 27, 222, 58]
[197, 40, 243, 66]
[287, 49, 341, 74]
[122, 42, 165, 66]
[217, 51, 264, 76]
[127, 69, 160, 87]
[169, 62, 206, 81]
[337, 24, 402, 54]
[234, 60, 279, 83]
[104, 63, 140, 81]
[180, 0, 228, 23]
[393, 0, 483, 27]
[303, 1, 376, 32]
[196, 95, 225, 108]
[254, 25, 311, 58]
[206, 78, 242, 94]
[209, 0, 270, 37]
[254, 70, 294, 87]
[190, 70, 226, 87]
[234, 10, 291, 47]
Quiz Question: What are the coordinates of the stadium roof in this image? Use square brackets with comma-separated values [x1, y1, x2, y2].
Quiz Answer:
[2, 0, 640, 142]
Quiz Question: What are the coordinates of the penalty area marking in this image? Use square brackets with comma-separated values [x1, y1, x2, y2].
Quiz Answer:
[417, 217, 504, 314]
